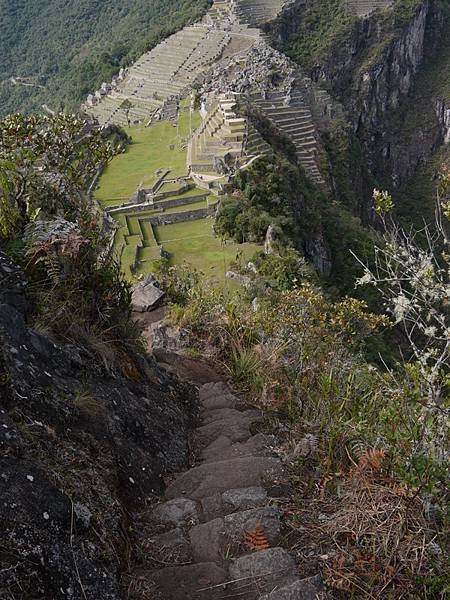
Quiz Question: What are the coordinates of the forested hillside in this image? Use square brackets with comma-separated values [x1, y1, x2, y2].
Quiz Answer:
[0, 0, 208, 117]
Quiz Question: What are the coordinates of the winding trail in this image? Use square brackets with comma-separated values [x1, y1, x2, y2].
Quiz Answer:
[144, 380, 329, 599]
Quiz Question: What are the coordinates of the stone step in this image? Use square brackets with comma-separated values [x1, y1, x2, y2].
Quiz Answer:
[151, 562, 228, 600]
[189, 506, 282, 562]
[165, 456, 285, 500]
[200, 486, 269, 521]
[199, 381, 231, 400]
[200, 393, 238, 411]
[201, 407, 262, 425]
[194, 408, 263, 448]
[200, 432, 276, 463]
[229, 548, 299, 598]
[152, 497, 199, 528]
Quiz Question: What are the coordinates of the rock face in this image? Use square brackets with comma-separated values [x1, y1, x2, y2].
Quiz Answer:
[0, 252, 196, 599]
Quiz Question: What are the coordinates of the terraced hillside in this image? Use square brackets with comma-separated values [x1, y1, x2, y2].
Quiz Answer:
[84, 26, 236, 127]
[347, 0, 392, 16]
[89, 0, 407, 282]
[231, 0, 289, 27]
[249, 88, 325, 184]
[189, 94, 270, 176]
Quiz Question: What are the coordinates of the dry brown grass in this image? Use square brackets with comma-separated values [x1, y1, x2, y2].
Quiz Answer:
[322, 452, 439, 598]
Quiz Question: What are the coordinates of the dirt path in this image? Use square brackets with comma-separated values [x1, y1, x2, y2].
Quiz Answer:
[141, 380, 329, 599]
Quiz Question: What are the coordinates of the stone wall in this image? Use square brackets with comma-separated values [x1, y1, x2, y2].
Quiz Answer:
[149, 204, 218, 226]
[152, 194, 208, 210]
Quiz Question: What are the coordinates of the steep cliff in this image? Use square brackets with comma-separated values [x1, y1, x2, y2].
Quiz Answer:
[0, 251, 196, 599]
[273, 0, 449, 189]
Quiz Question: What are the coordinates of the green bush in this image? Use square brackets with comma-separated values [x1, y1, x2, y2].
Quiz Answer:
[215, 155, 323, 247]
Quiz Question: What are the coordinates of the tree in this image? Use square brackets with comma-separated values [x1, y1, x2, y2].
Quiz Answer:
[0, 113, 113, 240]
[120, 99, 134, 128]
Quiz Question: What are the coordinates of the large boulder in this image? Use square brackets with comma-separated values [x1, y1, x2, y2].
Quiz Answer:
[131, 275, 165, 312]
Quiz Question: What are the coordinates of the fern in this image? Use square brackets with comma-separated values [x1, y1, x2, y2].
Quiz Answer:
[244, 522, 269, 552]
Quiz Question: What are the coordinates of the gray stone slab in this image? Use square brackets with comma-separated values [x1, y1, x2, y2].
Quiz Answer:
[222, 486, 268, 511]
[200, 393, 238, 411]
[200, 435, 233, 462]
[131, 277, 165, 312]
[201, 433, 276, 463]
[200, 493, 225, 522]
[152, 497, 199, 527]
[202, 408, 262, 425]
[224, 507, 281, 545]
[199, 381, 230, 401]
[189, 517, 224, 562]
[151, 562, 228, 600]
[165, 456, 285, 500]
[229, 548, 297, 580]
[194, 418, 252, 447]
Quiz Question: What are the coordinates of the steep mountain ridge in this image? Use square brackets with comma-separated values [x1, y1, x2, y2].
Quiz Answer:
[0, 0, 209, 117]
[0, 251, 197, 599]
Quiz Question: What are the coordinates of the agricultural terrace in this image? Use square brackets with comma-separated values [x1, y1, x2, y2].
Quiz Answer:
[95, 105, 261, 282]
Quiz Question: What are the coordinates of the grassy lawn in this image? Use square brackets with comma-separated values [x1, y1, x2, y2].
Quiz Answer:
[154, 218, 260, 283]
[95, 108, 199, 206]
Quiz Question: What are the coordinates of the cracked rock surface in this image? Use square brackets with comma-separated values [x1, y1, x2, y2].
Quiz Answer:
[0, 252, 197, 599]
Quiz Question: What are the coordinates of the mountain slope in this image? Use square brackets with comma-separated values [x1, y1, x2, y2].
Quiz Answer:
[0, 0, 208, 117]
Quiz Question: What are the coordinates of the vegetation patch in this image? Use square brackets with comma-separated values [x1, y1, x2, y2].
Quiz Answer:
[0, 0, 209, 117]
[95, 122, 191, 206]
[154, 218, 260, 284]
[284, 0, 356, 71]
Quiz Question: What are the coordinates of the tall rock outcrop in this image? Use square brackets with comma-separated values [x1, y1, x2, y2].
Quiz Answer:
[0, 252, 196, 599]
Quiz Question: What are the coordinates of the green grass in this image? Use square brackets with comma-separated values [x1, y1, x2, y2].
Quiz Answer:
[122, 245, 139, 277]
[154, 218, 260, 283]
[95, 110, 199, 205]
[124, 234, 142, 245]
[138, 246, 160, 261]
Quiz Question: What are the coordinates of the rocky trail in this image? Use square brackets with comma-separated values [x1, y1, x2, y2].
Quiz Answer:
[139, 380, 328, 599]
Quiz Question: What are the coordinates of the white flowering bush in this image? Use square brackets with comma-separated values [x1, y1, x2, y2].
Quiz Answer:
[354, 174, 450, 481]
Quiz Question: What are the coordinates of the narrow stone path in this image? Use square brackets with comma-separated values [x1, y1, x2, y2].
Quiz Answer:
[146, 381, 329, 599]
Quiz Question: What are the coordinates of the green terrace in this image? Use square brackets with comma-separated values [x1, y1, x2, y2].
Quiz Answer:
[111, 196, 215, 279]
[153, 219, 260, 284]
[95, 105, 201, 208]
[95, 103, 262, 282]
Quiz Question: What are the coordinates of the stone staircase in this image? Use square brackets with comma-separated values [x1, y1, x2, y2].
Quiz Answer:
[347, 0, 392, 17]
[249, 88, 325, 184]
[145, 381, 329, 599]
